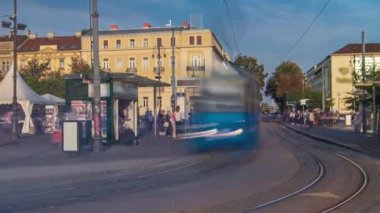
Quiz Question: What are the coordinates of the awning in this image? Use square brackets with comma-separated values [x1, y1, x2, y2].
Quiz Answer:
[65, 72, 170, 87]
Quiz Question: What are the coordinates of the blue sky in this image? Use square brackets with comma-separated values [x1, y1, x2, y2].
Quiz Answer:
[1, 0, 379, 75]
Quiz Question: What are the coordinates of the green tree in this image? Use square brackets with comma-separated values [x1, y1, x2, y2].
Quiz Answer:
[265, 60, 304, 113]
[233, 54, 267, 100]
[70, 57, 92, 74]
[288, 89, 322, 110]
[20, 59, 65, 97]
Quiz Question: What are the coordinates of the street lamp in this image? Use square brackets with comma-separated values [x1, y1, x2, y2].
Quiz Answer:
[152, 45, 165, 110]
[1, 0, 27, 140]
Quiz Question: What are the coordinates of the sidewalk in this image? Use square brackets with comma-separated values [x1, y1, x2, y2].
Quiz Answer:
[0, 131, 195, 168]
[283, 123, 380, 157]
[0, 130, 206, 180]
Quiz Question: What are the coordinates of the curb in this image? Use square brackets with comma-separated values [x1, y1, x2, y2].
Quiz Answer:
[282, 123, 371, 156]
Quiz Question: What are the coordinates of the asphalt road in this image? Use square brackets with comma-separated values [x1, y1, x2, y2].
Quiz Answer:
[1, 122, 380, 213]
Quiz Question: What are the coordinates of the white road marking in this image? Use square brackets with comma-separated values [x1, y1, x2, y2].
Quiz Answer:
[301, 191, 341, 199]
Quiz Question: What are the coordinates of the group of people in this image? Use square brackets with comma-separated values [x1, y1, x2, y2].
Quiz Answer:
[286, 110, 315, 129]
[142, 106, 185, 137]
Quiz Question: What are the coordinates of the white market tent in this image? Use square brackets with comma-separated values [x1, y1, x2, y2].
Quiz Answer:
[0, 65, 54, 134]
[41, 94, 65, 105]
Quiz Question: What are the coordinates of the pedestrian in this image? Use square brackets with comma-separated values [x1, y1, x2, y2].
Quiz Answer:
[306, 110, 315, 129]
[174, 106, 184, 133]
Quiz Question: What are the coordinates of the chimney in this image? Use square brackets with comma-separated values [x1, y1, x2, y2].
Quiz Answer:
[183, 20, 189, 29]
[75, 32, 81, 38]
[29, 33, 37, 39]
[110, 24, 119, 31]
[47, 32, 55, 39]
[143, 22, 152, 29]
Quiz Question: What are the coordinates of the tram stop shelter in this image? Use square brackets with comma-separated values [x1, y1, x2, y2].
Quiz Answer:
[64, 72, 170, 144]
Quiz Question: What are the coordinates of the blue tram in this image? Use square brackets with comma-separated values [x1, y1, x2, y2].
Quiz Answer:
[183, 65, 260, 150]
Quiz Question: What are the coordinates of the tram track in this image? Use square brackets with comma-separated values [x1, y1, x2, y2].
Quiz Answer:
[200, 122, 369, 213]
[321, 153, 368, 213]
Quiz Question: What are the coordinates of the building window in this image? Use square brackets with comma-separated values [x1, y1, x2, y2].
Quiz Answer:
[189, 36, 194, 45]
[143, 97, 149, 107]
[129, 57, 135, 68]
[192, 55, 201, 66]
[142, 57, 149, 70]
[116, 58, 122, 69]
[103, 58, 110, 69]
[143, 38, 148, 48]
[103, 40, 108, 49]
[130, 39, 135, 48]
[196, 36, 202, 45]
[157, 38, 162, 47]
[59, 58, 65, 69]
[116, 40, 121, 48]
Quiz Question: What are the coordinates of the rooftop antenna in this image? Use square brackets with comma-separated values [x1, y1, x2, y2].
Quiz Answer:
[165, 19, 172, 27]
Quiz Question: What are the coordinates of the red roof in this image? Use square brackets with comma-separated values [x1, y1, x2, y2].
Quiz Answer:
[0, 35, 28, 44]
[334, 43, 380, 54]
[19, 36, 81, 52]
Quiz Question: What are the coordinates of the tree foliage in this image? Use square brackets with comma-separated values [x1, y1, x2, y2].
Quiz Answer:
[20, 59, 65, 98]
[265, 60, 305, 112]
[233, 54, 267, 100]
[70, 58, 92, 74]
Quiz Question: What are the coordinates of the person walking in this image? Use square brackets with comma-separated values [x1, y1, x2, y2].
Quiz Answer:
[306, 110, 315, 129]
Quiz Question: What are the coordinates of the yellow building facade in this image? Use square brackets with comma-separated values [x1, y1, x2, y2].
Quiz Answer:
[0, 34, 27, 77]
[307, 43, 380, 114]
[17, 33, 82, 74]
[81, 23, 229, 115]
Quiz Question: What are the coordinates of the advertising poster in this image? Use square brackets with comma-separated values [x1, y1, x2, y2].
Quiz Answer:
[44, 105, 55, 133]
[71, 100, 87, 120]
[100, 100, 107, 139]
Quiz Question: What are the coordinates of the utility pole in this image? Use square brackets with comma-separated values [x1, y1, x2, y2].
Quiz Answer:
[361, 31, 367, 134]
[171, 28, 176, 113]
[92, 0, 102, 152]
[11, 0, 18, 140]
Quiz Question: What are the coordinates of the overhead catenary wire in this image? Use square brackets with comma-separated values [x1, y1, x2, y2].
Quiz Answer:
[223, 0, 240, 59]
[284, 0, 332, 60]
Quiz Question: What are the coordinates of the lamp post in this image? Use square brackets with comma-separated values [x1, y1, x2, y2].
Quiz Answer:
[170, 28, 176, 114]
[153, 44, 165, 111]
[1, 0, 27, 140]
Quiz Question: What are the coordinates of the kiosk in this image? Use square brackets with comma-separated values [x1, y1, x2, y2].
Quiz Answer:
[65, 72, 169, 144]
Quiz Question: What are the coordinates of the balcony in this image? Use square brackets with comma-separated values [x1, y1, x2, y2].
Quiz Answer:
[153, 67, 165, 74]
[186, 65, 205, 71]
[126, 67, 137, 73]
[186, 65, 206, 78]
